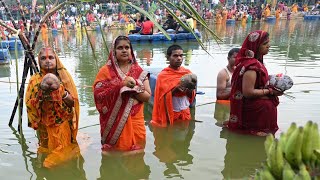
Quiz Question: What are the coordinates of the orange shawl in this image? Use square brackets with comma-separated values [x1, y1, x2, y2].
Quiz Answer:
[151, 66, 195, 127]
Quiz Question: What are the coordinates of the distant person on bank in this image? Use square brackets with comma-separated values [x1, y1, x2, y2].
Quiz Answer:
[140, 17, 154, 35]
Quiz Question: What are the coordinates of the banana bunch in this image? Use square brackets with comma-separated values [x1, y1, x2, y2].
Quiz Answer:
[254, 121, 320, 180]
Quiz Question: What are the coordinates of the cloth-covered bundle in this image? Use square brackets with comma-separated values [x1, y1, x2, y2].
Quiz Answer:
[269, 73, 293, 92]
[180, 73, 197, 90]
[41, 73, 60, 91]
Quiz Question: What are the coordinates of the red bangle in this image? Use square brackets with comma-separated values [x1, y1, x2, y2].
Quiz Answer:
[268, 88, 274, 95]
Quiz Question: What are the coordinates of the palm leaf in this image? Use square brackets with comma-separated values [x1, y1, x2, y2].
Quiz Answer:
[120, 0, 171, 40]
[163, 0, 222, 42]
[158, 1, 211, 55]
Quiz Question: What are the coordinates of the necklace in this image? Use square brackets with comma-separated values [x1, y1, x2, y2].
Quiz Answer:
[120, 63, 131, 75]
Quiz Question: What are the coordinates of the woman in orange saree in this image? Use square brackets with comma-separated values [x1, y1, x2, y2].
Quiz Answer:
[25, 47, 80, 168]
[93, 36, 151, 152]
[41, 23, 48, 46]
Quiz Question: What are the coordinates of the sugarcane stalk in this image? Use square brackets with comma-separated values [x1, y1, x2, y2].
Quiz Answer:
[9, 57, 30, 126]
[28, 0, 38, 41]
[0, 0, 19, 29]
[84, 27, 96, 57]
[0, 25, 38, 73]
[93, 13, 109, 55]
[0, 15, 39, 73]
[14, 40, 23, 132]
[31, 1, 68, 49]
[16, 0, 29, 40]
[76, 7, 97, 59]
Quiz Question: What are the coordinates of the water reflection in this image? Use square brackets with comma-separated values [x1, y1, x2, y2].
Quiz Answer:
[0, 64, 11, 78]
[98, 153, 150, 180]
[220, 128, 266, 179]
[214, 102, 230, 127]
[136, 47, 153, 66]
[30, 151, 86, 180]
[1, 19, 320, 179]
[10, 127, 87, 180]
[150, 108, 195, 179]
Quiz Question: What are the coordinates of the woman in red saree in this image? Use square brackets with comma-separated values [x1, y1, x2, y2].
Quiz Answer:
[93, 36, 151, 152]
[227, 30, 282, 136]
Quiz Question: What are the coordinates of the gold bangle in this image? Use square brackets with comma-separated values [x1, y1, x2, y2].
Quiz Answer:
[262, 89, 265, 96]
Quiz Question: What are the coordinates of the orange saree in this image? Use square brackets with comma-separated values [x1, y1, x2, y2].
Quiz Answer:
[93, 53, 149, 151]
[151, 67, 195, 127]
[25, 50, 80, 168]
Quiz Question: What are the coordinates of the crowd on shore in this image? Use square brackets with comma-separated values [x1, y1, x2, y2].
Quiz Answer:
[0, 1, 319, 39]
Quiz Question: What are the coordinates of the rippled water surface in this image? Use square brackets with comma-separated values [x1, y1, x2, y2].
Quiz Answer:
[0, 19, 320, 180]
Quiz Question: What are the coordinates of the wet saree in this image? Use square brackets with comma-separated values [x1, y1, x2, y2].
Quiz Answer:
[25, 49, 80, 167]
[227, 30, 279, 135]
[93, 54, 149, 151]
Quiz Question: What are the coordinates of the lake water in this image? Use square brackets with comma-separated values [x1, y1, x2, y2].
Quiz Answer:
[0, 19, 320, 180]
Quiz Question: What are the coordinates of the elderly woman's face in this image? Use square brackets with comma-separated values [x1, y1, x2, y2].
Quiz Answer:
[39, 48, 56, 72]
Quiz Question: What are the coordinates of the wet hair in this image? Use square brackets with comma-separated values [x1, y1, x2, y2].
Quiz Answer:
[166, 44, 183, 56]
[227, 48, 240, 58]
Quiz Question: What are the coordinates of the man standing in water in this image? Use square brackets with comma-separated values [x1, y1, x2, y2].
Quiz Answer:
[151, 45, 197, 127]
[216, 48, 239, 100]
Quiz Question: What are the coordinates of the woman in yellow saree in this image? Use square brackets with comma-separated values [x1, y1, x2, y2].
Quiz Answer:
[25, 47, 80, 168]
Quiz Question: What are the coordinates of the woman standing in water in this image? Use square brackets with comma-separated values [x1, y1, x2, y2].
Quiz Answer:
[226, 30, 282, 136]
[93, 36, 151, 153]
[25, 47, 80, 168]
